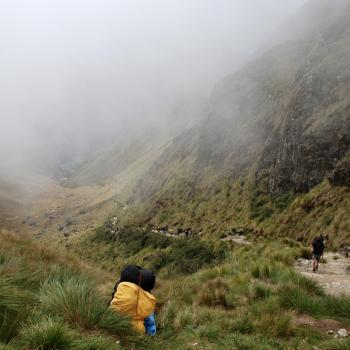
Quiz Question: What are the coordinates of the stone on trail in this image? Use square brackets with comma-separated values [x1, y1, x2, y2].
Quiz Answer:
[337, 328, 349, 337]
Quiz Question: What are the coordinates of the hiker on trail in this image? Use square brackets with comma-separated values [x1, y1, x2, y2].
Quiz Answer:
[110, 265, 156, 335]
[311, 235, 325, 273]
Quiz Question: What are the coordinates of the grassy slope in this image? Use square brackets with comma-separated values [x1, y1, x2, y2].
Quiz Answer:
[123, 172, 350, 249]
[69, 225, 350, 350]
[0, 232, 151, 350]
[153, 239, 350, 350]
[1, 227, 350, 350]
[120, 5, 350, 247]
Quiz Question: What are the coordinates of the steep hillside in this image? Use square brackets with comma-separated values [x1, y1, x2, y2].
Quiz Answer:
[127, 0, 350, 246]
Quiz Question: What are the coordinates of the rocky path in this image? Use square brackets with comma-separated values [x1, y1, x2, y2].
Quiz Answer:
[294, 252, 350, 297]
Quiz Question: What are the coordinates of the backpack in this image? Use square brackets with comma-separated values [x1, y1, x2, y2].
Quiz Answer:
[312, 237, 324, 255]
[110, 265, 155, 304]
[119, 265, 155, 292]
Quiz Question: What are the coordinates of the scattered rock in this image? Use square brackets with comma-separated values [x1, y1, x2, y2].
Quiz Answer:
[222, 234, 251, 245]
[327, 330, 335, 335]
[337, 328, 349, 337]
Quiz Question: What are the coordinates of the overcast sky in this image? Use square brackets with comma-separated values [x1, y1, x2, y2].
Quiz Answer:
[0, 0, 307, 173]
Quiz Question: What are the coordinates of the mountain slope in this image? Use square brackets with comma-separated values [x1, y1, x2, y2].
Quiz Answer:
[126, 0, 350, 245]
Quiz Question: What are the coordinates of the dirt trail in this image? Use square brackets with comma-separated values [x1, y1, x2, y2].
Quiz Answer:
[294, 252, 350, 296]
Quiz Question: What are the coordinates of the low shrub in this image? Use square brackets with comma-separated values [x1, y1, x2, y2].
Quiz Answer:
[91, 226, 227, 275]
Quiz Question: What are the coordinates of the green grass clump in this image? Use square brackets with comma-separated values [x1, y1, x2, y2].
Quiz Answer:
[39, 270, 133, 339]
[75, 335, 119, 350]
[98, 308, 132, 335]
[250, 282, 272, 301]
[278, 284, 350, 320]
[0, 233, 137, 349]
[0, 344, 16, 350]
[39, 273, 104, 329]
[230, 314, 255, 334]
[0, 277, 35, 342]
[20, 318, 76, 350]
[320, 338, 350, 350]
[251, 262, 272, 279]
[198, 278, 231, 308]
[219, 333, 285, 350]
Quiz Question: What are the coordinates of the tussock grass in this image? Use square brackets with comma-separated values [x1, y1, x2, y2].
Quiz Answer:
[0, 277, 35, 342]
[279, 285, 350, 320]
[20, 318, 76, 350]
[0, 233, 137, 349]
[39, 273, 104, 329]
[198, 278, 231, 308]
[98, 308, 132, 335]
[249, 282, 272, 301]
[229, 313, 255, 334]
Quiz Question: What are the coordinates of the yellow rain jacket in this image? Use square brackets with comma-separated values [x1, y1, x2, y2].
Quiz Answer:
[110, 282, 156, 333]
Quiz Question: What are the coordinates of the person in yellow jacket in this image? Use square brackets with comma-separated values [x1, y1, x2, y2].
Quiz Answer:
[110, 265, 156, 335]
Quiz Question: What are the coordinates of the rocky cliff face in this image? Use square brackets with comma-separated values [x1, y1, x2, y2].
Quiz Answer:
[257, 7, 350, 194]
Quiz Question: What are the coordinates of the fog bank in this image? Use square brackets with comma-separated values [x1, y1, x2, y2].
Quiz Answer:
[0, 0, 307, 176]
